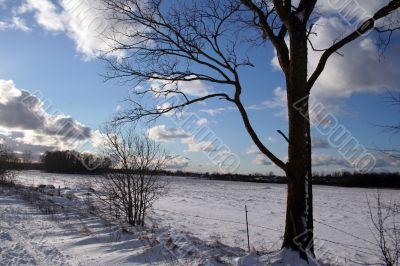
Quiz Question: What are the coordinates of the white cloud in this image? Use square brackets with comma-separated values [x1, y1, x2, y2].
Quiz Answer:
[0, 80, 22, 104]
[268, 7, 400, 124]
[114, 105, 122, 112]
[0, 80, 101, 156]
[266, 87, 287, 108]
[315, 1, 391, 24]
[11, 16, 31, 32]
[268, 18, 400, 119]
[200, 107, 227, 116]
[247, 146, 273, 165]
[150, 78, 213, 97]
[308, 17, 400, 98]
[246, 145, 279, 166]
[88, 130, 106, 149]
[271, 16, 400, 100]
[148, 125, 191, 143]
[196, 118, 209, 126]
[252, 154, 272, 166]
[312, 154, 350, 168]
[253, 87, 287, 118]
[19, 0, 64, 31]
[373, 153, 400, 169]
[0, 21, 8, 31]
[246, 145, 262, 156]
[0, 17, 31, 32]
[181, 137, 216, 153]
[17, 0, 118, 59]
[179, 79, 212, 97]
[154, 102, 190, 118]
[148, 124, 218, 153]
[0, 131, 57, 160]
[247, 87, 308, 120]
[155, 102, 171, 113]
[164, 155, 191, 170]
[312, 137, 330, 149]
[60, 0, 113, 59]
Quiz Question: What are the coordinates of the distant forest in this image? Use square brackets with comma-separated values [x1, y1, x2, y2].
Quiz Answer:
[40, 150, 112, 174]
[1, 148, 399, 188]
[193, 171, 400, 189]
[1, 149, 111, 174]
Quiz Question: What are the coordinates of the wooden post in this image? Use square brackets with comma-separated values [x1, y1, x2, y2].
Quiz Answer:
[58, 185, 61, 196]
[245, 205, 250, 253]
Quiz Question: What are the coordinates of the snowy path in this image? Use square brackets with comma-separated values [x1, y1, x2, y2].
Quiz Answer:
[0, 189, 242, 266]
[0, 193, 74, 266]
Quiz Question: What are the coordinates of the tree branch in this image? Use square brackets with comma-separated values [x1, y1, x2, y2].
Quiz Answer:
[235, 96, 287, 171]
[277, 129, 290, 143]
[240, 0, 290, 70]
[113, 93, 234, 124]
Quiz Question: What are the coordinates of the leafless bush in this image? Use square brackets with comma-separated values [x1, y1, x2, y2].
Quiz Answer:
[367, 192, 400, 266]
[0, 144, 17, 186]
[99, 125, 167, 226]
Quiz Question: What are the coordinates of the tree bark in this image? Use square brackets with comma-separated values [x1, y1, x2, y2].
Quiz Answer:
[281, 22, 314, 259]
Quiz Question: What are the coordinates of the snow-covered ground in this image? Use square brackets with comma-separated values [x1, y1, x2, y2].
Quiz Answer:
[0, 192, 73, 265]
[0, 187, 242, 265]
[5, 170, 400, 265]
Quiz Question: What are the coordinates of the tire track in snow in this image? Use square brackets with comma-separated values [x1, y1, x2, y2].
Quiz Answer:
[0, 193, 72, 266]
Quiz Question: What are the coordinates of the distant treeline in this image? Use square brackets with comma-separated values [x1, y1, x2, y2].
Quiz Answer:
[40, 150, 112, 174]
[195, 171, 400, 188]
[150, 170, 400, 188]
[2, 147, 399, 188]
[5, 162, 44, 171]
[0, 144, 41, 172]
[312, 172, 400, 188]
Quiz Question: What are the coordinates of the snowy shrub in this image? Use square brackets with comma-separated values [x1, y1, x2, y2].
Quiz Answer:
[368, 192, 400, 266]
[0, 144, 17, 186]
[98, 125, 168, 226]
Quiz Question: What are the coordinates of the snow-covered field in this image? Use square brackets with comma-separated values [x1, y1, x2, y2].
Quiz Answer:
[0, 193, 73, 265]
[0, 188, 231, 265]
[3, 170, 399, 265]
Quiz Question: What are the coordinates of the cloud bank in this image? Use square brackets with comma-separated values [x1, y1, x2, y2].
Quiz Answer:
[0, 80, 102, 157]
[148, 124, 217, 153]
[17, 0, 114, 59]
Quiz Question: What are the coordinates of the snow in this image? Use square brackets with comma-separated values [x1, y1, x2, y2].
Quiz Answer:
[266, 248, 319, 266]
[234, 253, 264, 266]
[304, 173, 309, 230]
[234, 251, 321, 266]
[0, 185, 244, 265]
[2, 170, 399, 265]
[0, 192, 73, 265]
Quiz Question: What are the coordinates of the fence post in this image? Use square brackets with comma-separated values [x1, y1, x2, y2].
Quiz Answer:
[245, 205, 250, 253]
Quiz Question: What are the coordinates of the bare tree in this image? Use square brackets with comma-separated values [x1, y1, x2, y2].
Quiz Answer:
[99, 125, 167, 226]
[101, 0, 400, 259]
[379, 91, 400, 160]
[367, 192, 400, 266]
[22, 150, 33, 164]
[0, 144, 17, 185]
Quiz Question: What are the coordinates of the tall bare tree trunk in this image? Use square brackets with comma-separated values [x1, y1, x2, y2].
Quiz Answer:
[282, 24, 314, 258]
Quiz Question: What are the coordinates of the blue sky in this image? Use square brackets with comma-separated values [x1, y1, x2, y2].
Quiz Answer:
[0, 0, 399, 174]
